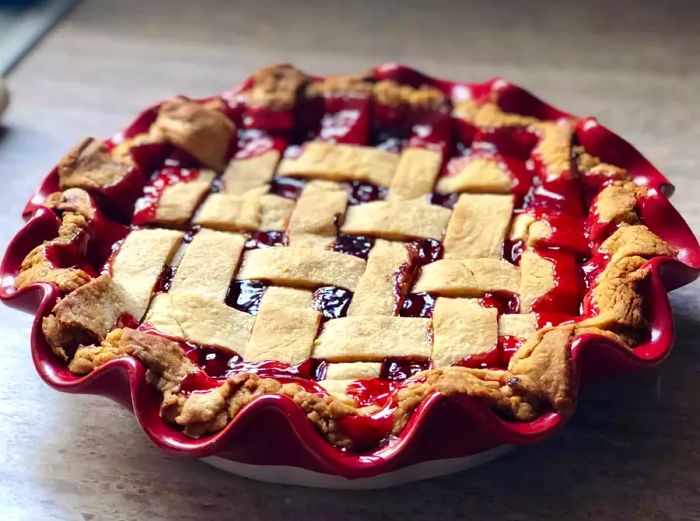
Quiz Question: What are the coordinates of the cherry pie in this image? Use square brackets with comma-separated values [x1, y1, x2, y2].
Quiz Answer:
[4, 64, 692, 453]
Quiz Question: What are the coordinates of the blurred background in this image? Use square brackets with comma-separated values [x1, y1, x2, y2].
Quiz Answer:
[0, 1, 699, 520]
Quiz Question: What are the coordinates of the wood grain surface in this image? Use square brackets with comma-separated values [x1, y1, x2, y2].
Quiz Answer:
[0, 0, 699, 519]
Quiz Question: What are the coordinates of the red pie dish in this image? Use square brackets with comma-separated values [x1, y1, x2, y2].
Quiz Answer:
[2, 64, 699, 484]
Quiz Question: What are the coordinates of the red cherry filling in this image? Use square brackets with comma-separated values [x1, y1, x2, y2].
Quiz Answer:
[480, 290, 520, 315]
[226, 280, 268, 315]
[530, 249, 582, 315]
[269, 176, 307, 199]
[312, 286, 353, 321]
[245, 231, 286, 250]
[333, 234, 375, 259]
[153, 265, 176, 293]
[503, 239, 524, 264]
[346, 180, 387, 205]
[400, 292, 436, 318]
[381, 358, 431, 380]
[317, 96, 371, 145]
[130, 142, 200, 178]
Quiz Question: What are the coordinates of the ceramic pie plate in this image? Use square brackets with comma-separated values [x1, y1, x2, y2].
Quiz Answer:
[1, 64, 699, 488]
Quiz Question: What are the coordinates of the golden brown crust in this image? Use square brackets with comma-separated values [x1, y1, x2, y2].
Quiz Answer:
[44, 188, 96, 221]
[69, 329, 126, 374]
[152, 99, 235, 170]
[595, 181, 646, 226]
[395, 324, 577, 432]
[42, 275, 128, 359]
[393, 367, 537, 434]
[453, 100, 538, 128]
[248, 65, 309, 109]
[507, 325, 575, 415]
[15, 245, 92, 293]
[306, 72, 374, 97]
[373, 80, 446, 109]
[58, 137, 132, 190]
[600, 224, 675, 263]
[453, 100, 575, 177]
[166, 372, 355, 446]
[15, 189, 96, 293]
[581, 256, 649, 333]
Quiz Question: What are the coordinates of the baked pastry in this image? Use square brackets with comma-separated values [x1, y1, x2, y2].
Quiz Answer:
[7, 65, 683, 451]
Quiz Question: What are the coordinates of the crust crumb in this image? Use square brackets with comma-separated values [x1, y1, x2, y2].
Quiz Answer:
[69, 329, 126, 374]
[166, 371, 355, 445]
[575, 148, 628, 179]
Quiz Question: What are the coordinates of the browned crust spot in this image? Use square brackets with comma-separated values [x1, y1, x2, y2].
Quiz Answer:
[306, 72, 374, 98]
[42, 275, 127, 359]
[152, 99, 235, 171]
[247, 64, 309, 110]
[373, 79, 446, 109]
[58, 137, 132, 190]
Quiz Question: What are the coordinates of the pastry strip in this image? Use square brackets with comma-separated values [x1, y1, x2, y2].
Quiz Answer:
[432, 298, 498, 367]
[153, 170, 216, 226]
[443, 193, 514, 259]
[518, 250, 555, 313]
[245, 286, 321, 364]
[347, 239, 410, 316]
[388, 148, 442, 200]
[236, 247, 366, 291]
[341, 199, 451, 240]
[436, 157, 512, 194]
[277, 142, 399, 187]
[111, 228, 183, 319]
[313, 316, 432, 361]
[222, 150, 280, 195]
[413, 258, 520, 296]
[498, 313, 537, 339]
[169, 229, 245, 302]
[146, 293, 254, 351]
[288, 181, 347, 249]
[193, 193, 261, 232]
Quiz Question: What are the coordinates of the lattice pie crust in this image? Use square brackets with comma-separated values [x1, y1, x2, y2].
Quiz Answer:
[17, 65, 676, 449]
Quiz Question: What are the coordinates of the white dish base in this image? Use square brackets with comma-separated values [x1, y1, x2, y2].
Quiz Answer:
[202, 444, 513, 489]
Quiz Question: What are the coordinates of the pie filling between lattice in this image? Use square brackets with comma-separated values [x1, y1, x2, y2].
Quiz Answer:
[16, 65, 676, 449]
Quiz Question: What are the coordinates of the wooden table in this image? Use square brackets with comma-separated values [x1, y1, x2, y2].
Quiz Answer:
[1, 0, 699, 519]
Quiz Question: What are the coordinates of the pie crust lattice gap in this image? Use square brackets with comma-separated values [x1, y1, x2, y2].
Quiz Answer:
[7, 64, 685, 451]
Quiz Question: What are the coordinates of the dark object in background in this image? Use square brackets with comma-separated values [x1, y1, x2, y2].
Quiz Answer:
[0, 0, 77, 75]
